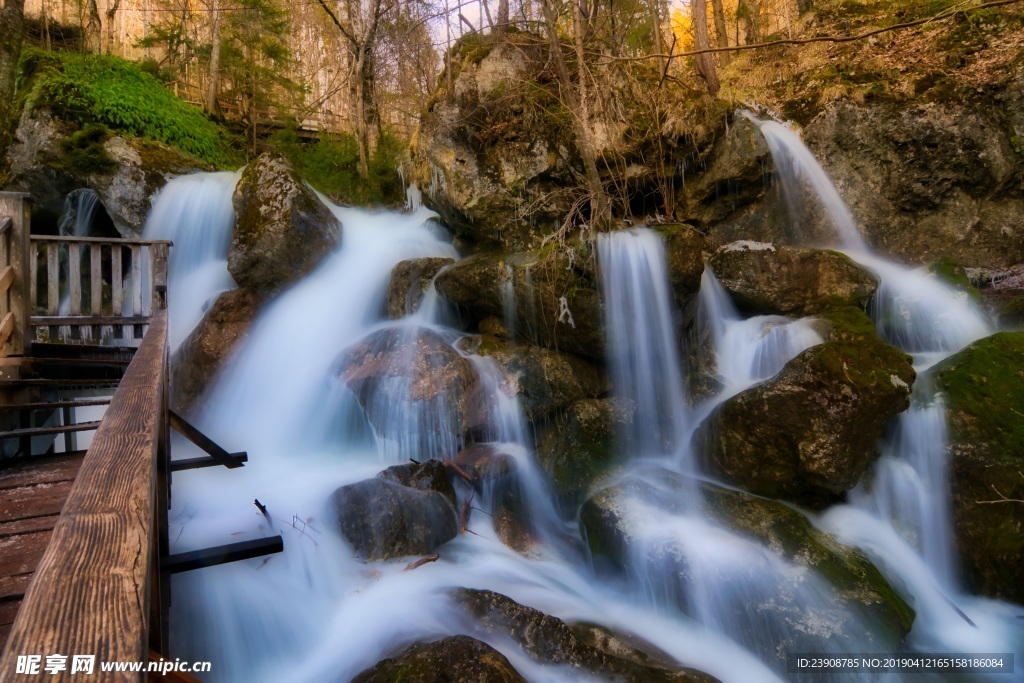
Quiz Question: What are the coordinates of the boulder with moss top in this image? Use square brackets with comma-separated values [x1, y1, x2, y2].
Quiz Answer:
[708, 242, 878, 315]
[229, 152, 341, 299]
[693, 308, 915, 506]
[933, 331, 1024, 603]
[386, 257, 455, 318]
[353, 635, 525, 682]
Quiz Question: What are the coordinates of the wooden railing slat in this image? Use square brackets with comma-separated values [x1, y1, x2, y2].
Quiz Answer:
[68, 243, 81, 316]
[0, 265, 13, 297]
[90, 244, 102, 315]
[0, 310, 167, 680]
[112, 245, 123, 316]
[0, 312, 13, 347]
[30, 235, 172, 246]
[131, 245, 142, 317]
[46, 244, 58, 316]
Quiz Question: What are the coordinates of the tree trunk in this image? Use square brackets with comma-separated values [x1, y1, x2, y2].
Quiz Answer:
[105, 0, 121, 54]
[85, 0, 102, 53]
[206, 0, 221, 114]
[0, 0, 24, 162]
[494, 0, 508, 35]
[692, 0, 719, 95]
[797, 0, 813, 14]
[711, 0, 729, 66]
[541, 0, 609, 228]
[737, 0, 760, 44]
[353, 44, 379, 179]
[647, 0, 664, 75]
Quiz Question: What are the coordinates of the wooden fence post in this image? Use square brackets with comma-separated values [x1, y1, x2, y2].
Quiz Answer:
[0, 192, 31, 356]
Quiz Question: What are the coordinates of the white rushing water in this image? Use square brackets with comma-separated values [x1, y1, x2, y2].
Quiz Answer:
[159, 112, 1021, 682]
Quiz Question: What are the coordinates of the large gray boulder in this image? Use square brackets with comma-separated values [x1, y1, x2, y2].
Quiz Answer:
[353, 636, 525, 682]
[229, 153, 341, 298]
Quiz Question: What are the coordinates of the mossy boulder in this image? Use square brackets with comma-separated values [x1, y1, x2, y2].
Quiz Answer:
[171, 289, 258, 415]
[230, 153, 341, 299]
[352, 635, 525, 682]
[337, 326, 486, 459]
[693, 308, 915, 506]
[933, 331, 1024, 603]
[580, 471, 914, 660]
[452, 589, 717, 682]
[435, 248, 604, 361]
[708, 242, 878, 315]
[535, 398, 635, 506]
[330, 461, 458, 561]
[385, 257, 455, 318]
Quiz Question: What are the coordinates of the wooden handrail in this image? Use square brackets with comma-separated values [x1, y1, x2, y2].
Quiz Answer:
[0, 309, 169, 681]
[30, 236, 173, 246]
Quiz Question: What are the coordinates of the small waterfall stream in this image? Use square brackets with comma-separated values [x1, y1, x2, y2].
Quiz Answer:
[156, 109, 1021, 682]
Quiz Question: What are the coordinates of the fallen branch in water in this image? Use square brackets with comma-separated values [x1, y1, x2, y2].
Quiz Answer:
[404, 553, 440, 571]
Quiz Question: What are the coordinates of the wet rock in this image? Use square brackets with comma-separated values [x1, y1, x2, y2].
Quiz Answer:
[969, 262, 1024, 327]
[933, 331, 1024, 603]
[386, 257, 455, 318]
[171, 289, 258, 414]
[805, 101, 1024, 267]
[535, 398, 635, 506]
[472, 338, 604, 421]
[660, 223, 708, 302]
[708, 242, 878, 315]
[453, 444, 532, 553]
[581, 471, 915, 661]
[452, 589, 717, 682]
[336, 326, 486, 459]
[330, 471, 458, 561]
[230, 153, 342, 299]
[693, 308, 915, 506]
[377, 459, 457, 508]
[352, 635, 525, 682]
[435, 249, 604, 361]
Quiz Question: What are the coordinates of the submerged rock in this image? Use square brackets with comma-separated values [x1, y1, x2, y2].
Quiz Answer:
[708, 242, 878, 315]
[171, 289, 258, 414]
[330, 461, 458, 560]
[535, 398, 635, 507]
[581, 472, 914, 663]
[693, 308, 915, 506]
[452, 589, 717, 682]
[336, 325, 486, 459]
[933, 331, 1024, 603]
[352, 635, 525, 682]
[385, 257, 455, 318]
[230, 153, 342, 299]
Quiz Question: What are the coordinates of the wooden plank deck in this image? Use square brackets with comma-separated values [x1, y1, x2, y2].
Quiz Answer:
[0, 453, 85, 651]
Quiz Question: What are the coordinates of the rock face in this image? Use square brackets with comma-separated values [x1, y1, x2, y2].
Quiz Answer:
[386, 257, 455, 318]
[171, 289, 258, 414]
[353, 636, 525, 683]
[535, 398, 635, 506]
[581, 472, 915, 660]
[805, 101, 1024, 267]
[229, 153, 342, 298]
[6, 108, 208, 235]
[453, 443, 532, 553]
[933, 332, 1024, 603]
[330, 460, 458, 560]
[693, 308, 915, 506]
[708, 242, 878, 315]
[337, 326, 485, 458]
[435, 249, 605, 361]
[452, 589, 717, 682]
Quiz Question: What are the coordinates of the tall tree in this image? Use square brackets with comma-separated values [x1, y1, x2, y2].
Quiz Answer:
[736, 0, 760, 43]
[0, 0, 24, 161]
[84, 0, 102, 52]
[711, 0, 729, 66]
[692, 0, 718, 94]
[206, 0, 221, 113]
[106, 0, 122, 53]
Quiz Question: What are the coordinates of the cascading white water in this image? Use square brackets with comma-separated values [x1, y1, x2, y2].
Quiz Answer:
[596, 229, 690, 460]
[59, 188, 102, 237]
[697, 266, 823, 393]
[142, 171, 240, 350]
[743, 112, 1022, 662]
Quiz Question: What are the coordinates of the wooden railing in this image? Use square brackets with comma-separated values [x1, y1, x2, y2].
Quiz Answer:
[0, 192, 32, 358]
[0, 309, 170, 681]
[29, 236, 170, 346]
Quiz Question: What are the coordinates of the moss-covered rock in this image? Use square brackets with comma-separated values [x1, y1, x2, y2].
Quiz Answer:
[353, 635, 525, 682]
[580, 471, 914, 659]
[452, 589, 717, 682]
[708, 242, 878, 315]
[385, 257, 455, 319]
[693, 308, 915, 506]
[230, 152, 341, 299]
[171, 289, 258, 415]
[535, 398, 635, 506]
[435, 247, 604, 361]
[330, 461, 458, 561]
[933, 331, 1024, 603]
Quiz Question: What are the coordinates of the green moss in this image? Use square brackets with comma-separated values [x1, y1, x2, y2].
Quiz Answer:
[52, 123, 117, 175]
[927, 256, 980, 301]
[933, 332, 1024, 464]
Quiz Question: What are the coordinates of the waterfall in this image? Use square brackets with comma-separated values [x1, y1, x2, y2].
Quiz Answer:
[142, 171, 240, 350]
[59, 188, 102, 237]
[597, 229, 689, 460]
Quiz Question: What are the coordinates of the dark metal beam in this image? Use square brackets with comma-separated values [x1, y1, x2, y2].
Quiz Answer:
[161, 536, 283, 574]
[170, 452, 248, 472]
